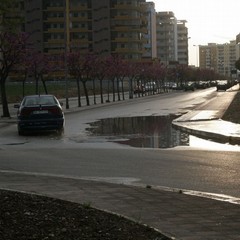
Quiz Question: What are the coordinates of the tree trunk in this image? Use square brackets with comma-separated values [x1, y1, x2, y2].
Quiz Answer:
[112, 78, 115, 102]
[100, 79, 103, 104]
[0, 79, 10, 118]
[92, 78, 96, 105]
[82, 80, 90, 106]
[41, 75, 48, 94]
[129, 77, 133, 99]
[35, 75, 39, 95]
[22, 80, 25, 97]
[22, 70, 28, 97]
[116, 77, 120, 101]
[107, 79, 110, 102]
[76, 77, 81, 107]
[121, 77, 125, 100]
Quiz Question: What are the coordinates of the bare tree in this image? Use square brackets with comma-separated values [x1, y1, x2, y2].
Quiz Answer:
[0, 32, 28, 117]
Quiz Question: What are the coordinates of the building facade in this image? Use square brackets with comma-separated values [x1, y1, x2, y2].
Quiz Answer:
[199, 40, 240, 77]
[177, 20, 188, 65]
[236, 33, 240, 44]
[22, 0, 149, 60]
[142, 1, 157, 59]
[156, 11, 189, 65]
[156, 11, 177, 65]
[199, 43, 218, 72]
[13, 1, 190, 65]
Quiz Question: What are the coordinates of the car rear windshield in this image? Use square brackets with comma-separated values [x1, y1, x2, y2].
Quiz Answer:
[23, 96, 57, 106]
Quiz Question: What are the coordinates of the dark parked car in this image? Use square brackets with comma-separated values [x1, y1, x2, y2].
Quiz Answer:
[184, 82, 195, 91]
[14, 95, 65, 135]
[216, 80, 232, 91]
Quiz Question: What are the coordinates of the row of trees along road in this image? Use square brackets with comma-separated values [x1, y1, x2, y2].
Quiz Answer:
[1, 0, 236, 118]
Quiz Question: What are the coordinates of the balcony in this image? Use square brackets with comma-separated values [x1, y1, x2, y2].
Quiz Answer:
[112, 37, 144, 43]
[44, 28, 64, 33]
[113, 47, 143, 54]
[113, 15, 140, 21]
[70, 39, 92, 45]
[44, 17, 64, 23]
[111, 4, 142, 11]
[112, 25, 147, 34]
[70, 28, 91, 33]
[45, 39, 65, 44]
[45, 7, 64, 12]
[70, 16, 91, 22]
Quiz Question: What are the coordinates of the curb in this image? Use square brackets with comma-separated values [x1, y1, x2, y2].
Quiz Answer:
[172, 119, 240, 145]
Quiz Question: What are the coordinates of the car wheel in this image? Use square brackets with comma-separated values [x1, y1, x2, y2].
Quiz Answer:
[57, 127, 64, 135]
[18, 129, 25, 136]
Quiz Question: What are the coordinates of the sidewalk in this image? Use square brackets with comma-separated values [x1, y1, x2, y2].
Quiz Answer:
[1, 89, 240, 239]
[172, 85, 240, 145]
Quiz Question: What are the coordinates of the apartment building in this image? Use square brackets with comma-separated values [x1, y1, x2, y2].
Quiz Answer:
[235, 34, 240, 62]
[177, 20, 188, 65]
[109, 0, 148, 59]
[22, 0, 148, 60]
[199, 44, 218, 72]
[199, 40, 239, 77]
[236, 33, 240, 44]
[156, 11, 189, 65]
[156, 11, 177, 65]
[0, 1, 25, 32]
[142, 1, 157, 59]
[10, 1, 190, 65]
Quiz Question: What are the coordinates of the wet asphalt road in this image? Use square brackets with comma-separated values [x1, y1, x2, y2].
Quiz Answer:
[0, 87, 240, 200]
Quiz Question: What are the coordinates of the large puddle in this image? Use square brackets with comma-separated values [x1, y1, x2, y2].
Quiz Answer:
[86, 115, 184, 148]
[86, 116, 240, 150]
[87, 115, 240, 151]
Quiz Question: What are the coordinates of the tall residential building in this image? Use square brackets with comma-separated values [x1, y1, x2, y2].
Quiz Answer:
[156, 11, 177, 65]
[199, 41, 239, 77]
[142, 2, 157, 59]
[1, 1, 25, 32]
[236, 41, 240, 61]
[236, 33, 240, 44]
[177, 20, 188, 65]
[23, 0, 148, 59]
[199, 43, 218, 72]
[156, 11, 189, 65]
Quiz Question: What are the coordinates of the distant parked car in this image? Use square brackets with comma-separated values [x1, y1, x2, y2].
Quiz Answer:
[145, 81, 156, 92]
[14, 95, 65, 135]
[216, 80, 231, 91]
[195, 81, 210, 89]
[184, 82, 195, 91]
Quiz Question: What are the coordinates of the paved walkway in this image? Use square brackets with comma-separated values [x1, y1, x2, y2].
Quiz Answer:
[1, 87, 240, 239]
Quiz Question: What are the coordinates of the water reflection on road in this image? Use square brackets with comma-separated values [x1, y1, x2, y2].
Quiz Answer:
[86, 115, 189, 148]
[86, 115, 240, 150]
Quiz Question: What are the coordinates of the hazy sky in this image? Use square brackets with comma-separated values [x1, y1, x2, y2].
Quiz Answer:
[153, 0, 240, 66]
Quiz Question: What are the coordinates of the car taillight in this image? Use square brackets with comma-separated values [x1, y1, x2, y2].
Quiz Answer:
[19, 107, 34, 117]
[49, 107, 62, 115]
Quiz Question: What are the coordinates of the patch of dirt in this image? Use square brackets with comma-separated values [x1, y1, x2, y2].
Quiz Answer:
[0, 190, 170, 240]
[222, 91, 240, 124]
